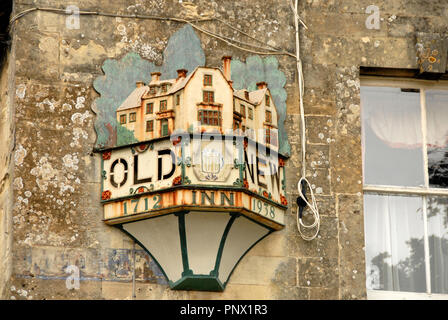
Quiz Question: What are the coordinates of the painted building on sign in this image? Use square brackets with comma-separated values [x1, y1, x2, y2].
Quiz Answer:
[115, 57, 278, 151]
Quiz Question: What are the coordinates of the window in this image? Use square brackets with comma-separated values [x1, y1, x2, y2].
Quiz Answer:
[129, 112, 136, 123]
[161, 119, 169, 137]
[146, 102, 153, 114]
[240, 104, 246, 118]
[265, 94, 270, 106]
[233, 119, 240, 131]
[160, 100, 167, 112]
[120, 114, 126, 125]
[361, 80, 448, 299]
[161, 84, 167, 93]
[265, 128, 271, 144]
[146, 120, 154, 132]
[198, 110, 221, 126]
[150, 86, 156, 95]
[270, 129, 278, 147]
[248, 107, 254, 120]
[265, 110, 272, 123]
[176, 94, 180, 106]
[204, 74, 212, 86]
[203, 91, 214, 103]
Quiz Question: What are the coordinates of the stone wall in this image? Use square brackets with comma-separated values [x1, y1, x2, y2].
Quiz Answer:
[0, 50, 14, 297]
[3, 0, 448, 299]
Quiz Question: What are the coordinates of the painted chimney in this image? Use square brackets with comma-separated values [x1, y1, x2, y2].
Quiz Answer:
[136, 81, 144, 88]
[244, 90, 249, 100]
[256, 81, 268, 90]
[151, 72, 161, 82]
[222, 56, 232, 81]
[177, 69, 188, 80]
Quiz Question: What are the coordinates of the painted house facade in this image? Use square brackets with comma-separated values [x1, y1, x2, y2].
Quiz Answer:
[116, 57, 279, 151]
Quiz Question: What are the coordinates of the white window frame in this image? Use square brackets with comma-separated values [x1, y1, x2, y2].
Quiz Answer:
[361, 77, 448, 300]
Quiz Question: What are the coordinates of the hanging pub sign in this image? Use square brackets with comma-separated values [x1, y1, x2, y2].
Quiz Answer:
[101, 133, 286, 229]
[93, 25, 289, 291]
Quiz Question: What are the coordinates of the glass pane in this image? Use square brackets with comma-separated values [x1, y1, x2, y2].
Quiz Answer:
[364, 194, 426, 293]
[427, 196, 448, 294]
[361, 86, 424, 187]
[426, 90, 448, 188]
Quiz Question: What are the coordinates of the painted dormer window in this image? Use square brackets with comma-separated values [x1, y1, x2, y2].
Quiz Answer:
[150, 86, 156, 95]
[203, 90, 214, 103]
[204, 74, 212, 86]
[161, 84, 167, 93]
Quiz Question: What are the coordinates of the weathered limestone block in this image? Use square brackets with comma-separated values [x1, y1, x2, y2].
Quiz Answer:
[298, 257, 339, 288]
[337, 194, 367, 300]
[416, 32, 448, 74]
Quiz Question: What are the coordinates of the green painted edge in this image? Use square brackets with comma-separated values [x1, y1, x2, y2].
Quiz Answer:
[180, 142, 187, 184]
[238, 140, 244, 183]
[211, 213, 239, 277]
[282, 165, 286, 192]
[101, 156, 104, 194]
[170, 274, 225, 291]
[223, 216, 273, 287]
[104, 203, 285, 230]
[175, 211, 193, 276]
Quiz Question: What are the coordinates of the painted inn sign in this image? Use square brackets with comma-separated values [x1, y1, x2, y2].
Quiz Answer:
[102, 135, 286, 228]
[95, 45, 289, 291]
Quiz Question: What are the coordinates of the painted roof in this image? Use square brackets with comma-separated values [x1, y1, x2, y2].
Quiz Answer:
[249, 88, 268, 105]
[166, 67, 199, 94]
[234, 90, 256, 105]
[117, 86, 149, 111]
[117, 67, 270, 111]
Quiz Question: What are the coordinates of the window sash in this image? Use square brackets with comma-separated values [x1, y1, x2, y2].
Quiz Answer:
[198, 109, 221, 126]
[203, 91, 214, 103]
[120, 114, 126, 124]
[265, 110, 272, 123]
[204, 75, 212, 86]
[160, 100, 167, 112]
[361, 79, 448, 194]
[265, 128, 271, 144]
[146, 103, 153, 114]
[146, 120, 154, 132]
[248, 108, 253, 120]
[240, 104, 246, 117]
[361, 78, 448, 297]
[161, 120, 168, 136]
